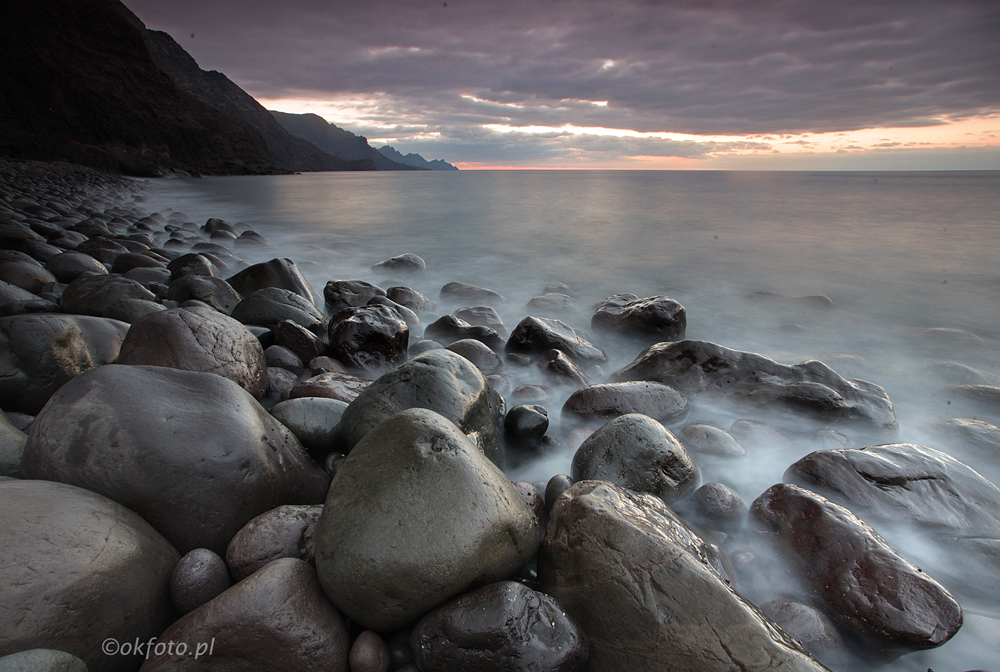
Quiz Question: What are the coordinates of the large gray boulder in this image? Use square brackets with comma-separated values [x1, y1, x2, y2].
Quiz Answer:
[591, 293, 686, 341]
[562, 381, 688, 424]
[323, 279, 385, 314]
[231, 287, 325, 332]
[315, 408, 541, 632]
[538, 481, 829, 672]
[0, 313, 129, 414]
[0, 410, 27, 476]
[613, 340, 897, 431]
[20, 365, 330, 555]
[750, 483, 962, 660]
[0, 479, 178, 672]
[0, 649, 88, 672]
[116, 307, 267, 399]
[140, 559, 350, 672]
[227, 258, 319, 306]
[60, 274, 157, 316]
[506, 316, 607, 364]
[167, 275, 242, 314]
[571, 414, 699, 505]
[327, 305, 409, 374]
[337, 349, 506, 467]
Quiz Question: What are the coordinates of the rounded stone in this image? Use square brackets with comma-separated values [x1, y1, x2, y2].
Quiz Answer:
[0, 649, 88, 672]
[759, 599, 846, 666]
[350, 630, 391, 672]
[372, 253, 426, 276]
[323, 279, 385, 314]
[103, 297, 166, 323]
[171, 548, 232, 614]
[562, 381, 688, 424]
[0, 259, 57, 294]
[503, 404, 549, 452]
[678, 422, 746, 457]
[231, 287, 325, 332]
[545, 474, 574, 514]
[270, 397, 348, 452]
[60, 274, 157, 316]
[327, 304, 409, 374]
[592, 293, 686, 341]
[225, 504, 324, 581]
[44, 251, 108, 283]
[571, 413, 700, 504]
[506, 316, 606, 363]
[692, 482, 748, 533]
[446, 338, 503, 374]
[167, 274, 242, 314]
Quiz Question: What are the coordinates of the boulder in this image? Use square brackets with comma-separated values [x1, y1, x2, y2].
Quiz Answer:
[44, 252, 109, 283]
[758, 600, 846, 667]
[0, 280, 39, 308]
[228, 258, 319, 306]
[0, 479, 178, 672]
[336, 349, 507, 467]
[410, 581, 588, 672]
[167, 275, 241, 314]
[452, 306, 507, 338]
[439, 281, 506, 305]
[19, 365, 330, 555]
[323, 279, 385, 314]
[103, 297, 166, 324]
[350, 632, 391, 672]
[613, 340, 897, 431]
[314, 409, 540, 632]
[274, 319, 322, 363]
[366, 295, 420, 332]
[167, 253, 217, 280]
[140, 559, 350, 672]
[592, 293, 686, 341]
[562, 381, 688, 424]
[372, 253, 426, 275]
[231, 287, 325, 332]
[0, 649, 88, 672]
[270, 398, 348, 452]
[506, 316, 606, 364]
[526, 292, 578, 314]
[503, 404, 549, 453]
[386, 286, 432, 312]
[60, 274, 157, 316]
[225, 505, 324, 581]
[540, 349, 592, 387]
[749, 483, 962, 659]
[571, 414, 699, 504]
[424, 314, 505, 352]
[678, 422, 746, 458]
[171, 548, 231, 615]
[116, 307, 267, 398]
[265, 344, 304, 373]
[286, 371, 371, 403]
[112, 252, 164, 274]
[691, 482, 748, 533]
[0, 260, 55, 294]
[327, 305, 409, 374]
[0, 313, 128, 414]
[0, 411, 27, 476]
[445, 338, 503, 374]
[538, 481, 829, 672]
[784, 443, 1000, 537]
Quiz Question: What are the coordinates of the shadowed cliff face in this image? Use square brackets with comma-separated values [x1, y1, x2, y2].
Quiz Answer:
[142, 30, 374, 173]
[1, 0, 322, 176]
[269, 111, 418, 171]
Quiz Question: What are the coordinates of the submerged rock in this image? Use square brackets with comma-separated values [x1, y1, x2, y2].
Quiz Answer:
[506, 316, 606, 364]
[538, 481, 829, 672]
[372, 253, 426, 275]
[678, 422, 746, 458]
[424, 314, 505, 352]
[327, 304, 409, 374]
[613, 340, 897, 431]
[315, 409, 540, 632]
[591, 293, 686, 341]
[439, 281, 506, 305]
[562, 381, 688, 424]
[227, 257, 319, 306]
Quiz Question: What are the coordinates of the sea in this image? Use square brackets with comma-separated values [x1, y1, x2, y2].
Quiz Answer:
[142, 169, 1000, 670]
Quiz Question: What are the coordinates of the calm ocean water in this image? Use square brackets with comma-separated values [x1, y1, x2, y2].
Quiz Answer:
[144, 170, 1000, 669]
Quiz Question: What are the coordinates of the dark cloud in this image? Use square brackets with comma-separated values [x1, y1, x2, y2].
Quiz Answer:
[123, 0, 1000, 164]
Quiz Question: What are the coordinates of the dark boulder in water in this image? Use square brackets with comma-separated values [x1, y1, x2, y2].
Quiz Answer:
[613, 339, 897, 431]
[540, 348, 593, 388]
[286, 371, 371, 403]
[749, 482, 963, 660]
[171, 548, 231, 615]
[503, 404, 549, 453]
[44, 250, 108, 283]
[439, 281, 506, 305]
[327, 304, 409, 374]
[445, 338, 503, 374]
[372, 252, 426, 275]
[506, 316, 607, 364]
[323, 279, 385, 314]
[452, 305, 507, 338]
[758, 599, 847, 667]
[231, 287, 325, 332]
[691, 482, 749, 534]
[315, 408, 540, 632]
[227, 257, 319, 306]
[784, 443, 1000, 537]
[538, 480, 830, 672]
[592, 293, 686, 341]
[387, 285, 432, 312]
[60, 274, 157, 316]
[424, 314, 505, 352]
[167, 274, 241, 314]
[678, 422, 746, 457]
[410, 580, 588, 672]
[19, 364, 330, 555]
[562, 381, 688, 424]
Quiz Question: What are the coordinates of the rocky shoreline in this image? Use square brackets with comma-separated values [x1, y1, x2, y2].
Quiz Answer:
[1, 157, 997, 672]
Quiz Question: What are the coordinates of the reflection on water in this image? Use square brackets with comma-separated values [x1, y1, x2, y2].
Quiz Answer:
[144, 170, 1000, 670]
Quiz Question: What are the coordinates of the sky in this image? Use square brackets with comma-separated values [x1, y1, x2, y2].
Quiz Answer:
[122, 0, 1000, 170]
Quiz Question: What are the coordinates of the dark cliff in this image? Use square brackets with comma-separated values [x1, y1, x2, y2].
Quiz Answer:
[270, 111, 420, 171]
[143, 30, 373, 173]
[378, 145, 458, 171]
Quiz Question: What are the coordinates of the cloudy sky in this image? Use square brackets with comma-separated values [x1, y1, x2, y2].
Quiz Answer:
[123, 0, 1000, 170]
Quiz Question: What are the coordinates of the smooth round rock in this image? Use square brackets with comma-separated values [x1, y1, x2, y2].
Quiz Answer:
[506, 316, 606, 364]
[44, 251, 109, 283]
[678, 422, 747, 457]
[372, 253, 426, 276]
[19, 365, 330, 555]
[350, 631, 391, 672]
[60, 274, 157, 316]
[286, 371, 371, 404]
[0, 410, 27, 476]
[314, 408, 541, 632]
[446, 338, 503, 374]
[544, 474, 574, 514]
[228, 258, 319, 306]
[439, 281, 506, 305]
[571, 413, 700, 504]
[411, 581, 588, 672]
[327, 304, 409, 374]
[692, 482, 748, 533]
[225, 505, 324, 582]
[167, 252, 217, 280]
[452, 306, 507, 338]
[0, 259, 57, 293]
[103, 297, 166, 323]
[231, 287, 325, 332]
[167, 274, 241, 314]
[0, 649, 88, 672]
[759, 599, 846, 666]
[504, 404, 549, 452]
[323, 279, 385, 314]
[386, 286, 432, 312]
[171, 548, 232, 614]
[592, 293, 686, 341]
[270, 397, 348, 452]
[562, 381, 688, 424]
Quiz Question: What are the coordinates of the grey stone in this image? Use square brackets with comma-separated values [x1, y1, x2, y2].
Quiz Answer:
[678, 422, 746, 457]
[445, 338, 503, 374]
[171, 548, 231, 614]
[225, 505, 324, 581]
[562, 381, 688, 424]
[452, 306, 506, 338]
[592, 294, 686, 341]
[44, 251, 108, 283]
[167, 275, 241, 314]
[439, 281, 506, 305]
[231, 287, 325, 332]
[424, 314, 504, 352]
[0, 649, 88, 672]
[691, 482, 748, 533]
[286, 371, 371, 404]
[314, 408, 540, 632]
[0, 259, 57, 293]
[60, 274, 157, 316]
[270, 397, 348, 452]
[0, 410, 27, 477]
[20, 365, 330, 555]
[386, 286, 432, 312]
[103, 297, 166, 324]
[323, 279, 385, 314]
[349, 631, 391, 672]
[265, 344, 304, 373]
[227, 258, 318, 306]
[506, 316, 606, 364]
[759, 600, 847, 668]
[372, 253, 426, 275]
[327, 305, 409, 374]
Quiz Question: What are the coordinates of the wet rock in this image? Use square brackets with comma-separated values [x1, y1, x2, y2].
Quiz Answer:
[268, 366, 300, 395]
[327, 305, 409, 374]
[678, 422, 746, 458]
[386, 285, 432, 312]
[202, 217, 239, 237]
[424, 314, 505, 352]
[439, 281, 506, 306]
[323, 279, 385, 314]
[60, 274, 157, 316]
[750, 482, 962, 659]
[540, 349, 593, 387]
[20, 365, 330, 555]
[350, 631, 391, 672]
[571, 413, 699, 504]
[225, 505, 324, 581]
[507, 316, 606, 364]
[410, 581, 588, 672]
[0, 411, 27, 476]
[515, 481, 546, 523]
[511, 384, 553, 404]
[562, 381, 688, 424]
[117, 307, 267, 398]
[526, 292, 578, 314]
[76, 238, 127, 265]
[366, 294, 420, 333]
[372, 253, 426, 275]
[103, 297, 166, 324]
[758, 599, 847, 666]
[947, 384, 1000, 411]
[0, 313, 128, 414]
[486, 373, 510, 396]
[0, 279, 38, 308]
[225, 258, 317, 306]
[167, 275, 241, 314]
[171, 548, 231, 614]
[141, 558, 350, 672]
[931, 418, 1000, 478]
[167, 253, 216, 280]
[0, 479, 178, 672]
[613, 340, 898, 431]
[112, 252, 164, 274]
[539, 481, 828, 672]
[234, 229, 268, 246]
[265, 344, 304, 373]
[44, 251, 109, 283]
[592, 293, 686, 341]
[315, 408, 540, 632]
[814, 428, 855, 450]
[504, 404, 549, 452]
[410, 339, 442, 356]
[545, 474, 574, 514]
[785, 443, 1000, 537]
[0, 649, 88, 672]
[337, 349, 507, 467]
[270, 397, 348, 452]
[274, 319, 322, 363]
[446, 338, 503, 374]
[286, 371, 371, 403]
[927, 362, 1000, 386]
[453, 306, 507, 339]
[231, 287, 325, 332]
[730, 419, 792, 450]
[691, 482, 748, 533]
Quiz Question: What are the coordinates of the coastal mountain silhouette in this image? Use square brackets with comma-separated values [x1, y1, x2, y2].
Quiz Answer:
[269, 111, 420, 171]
